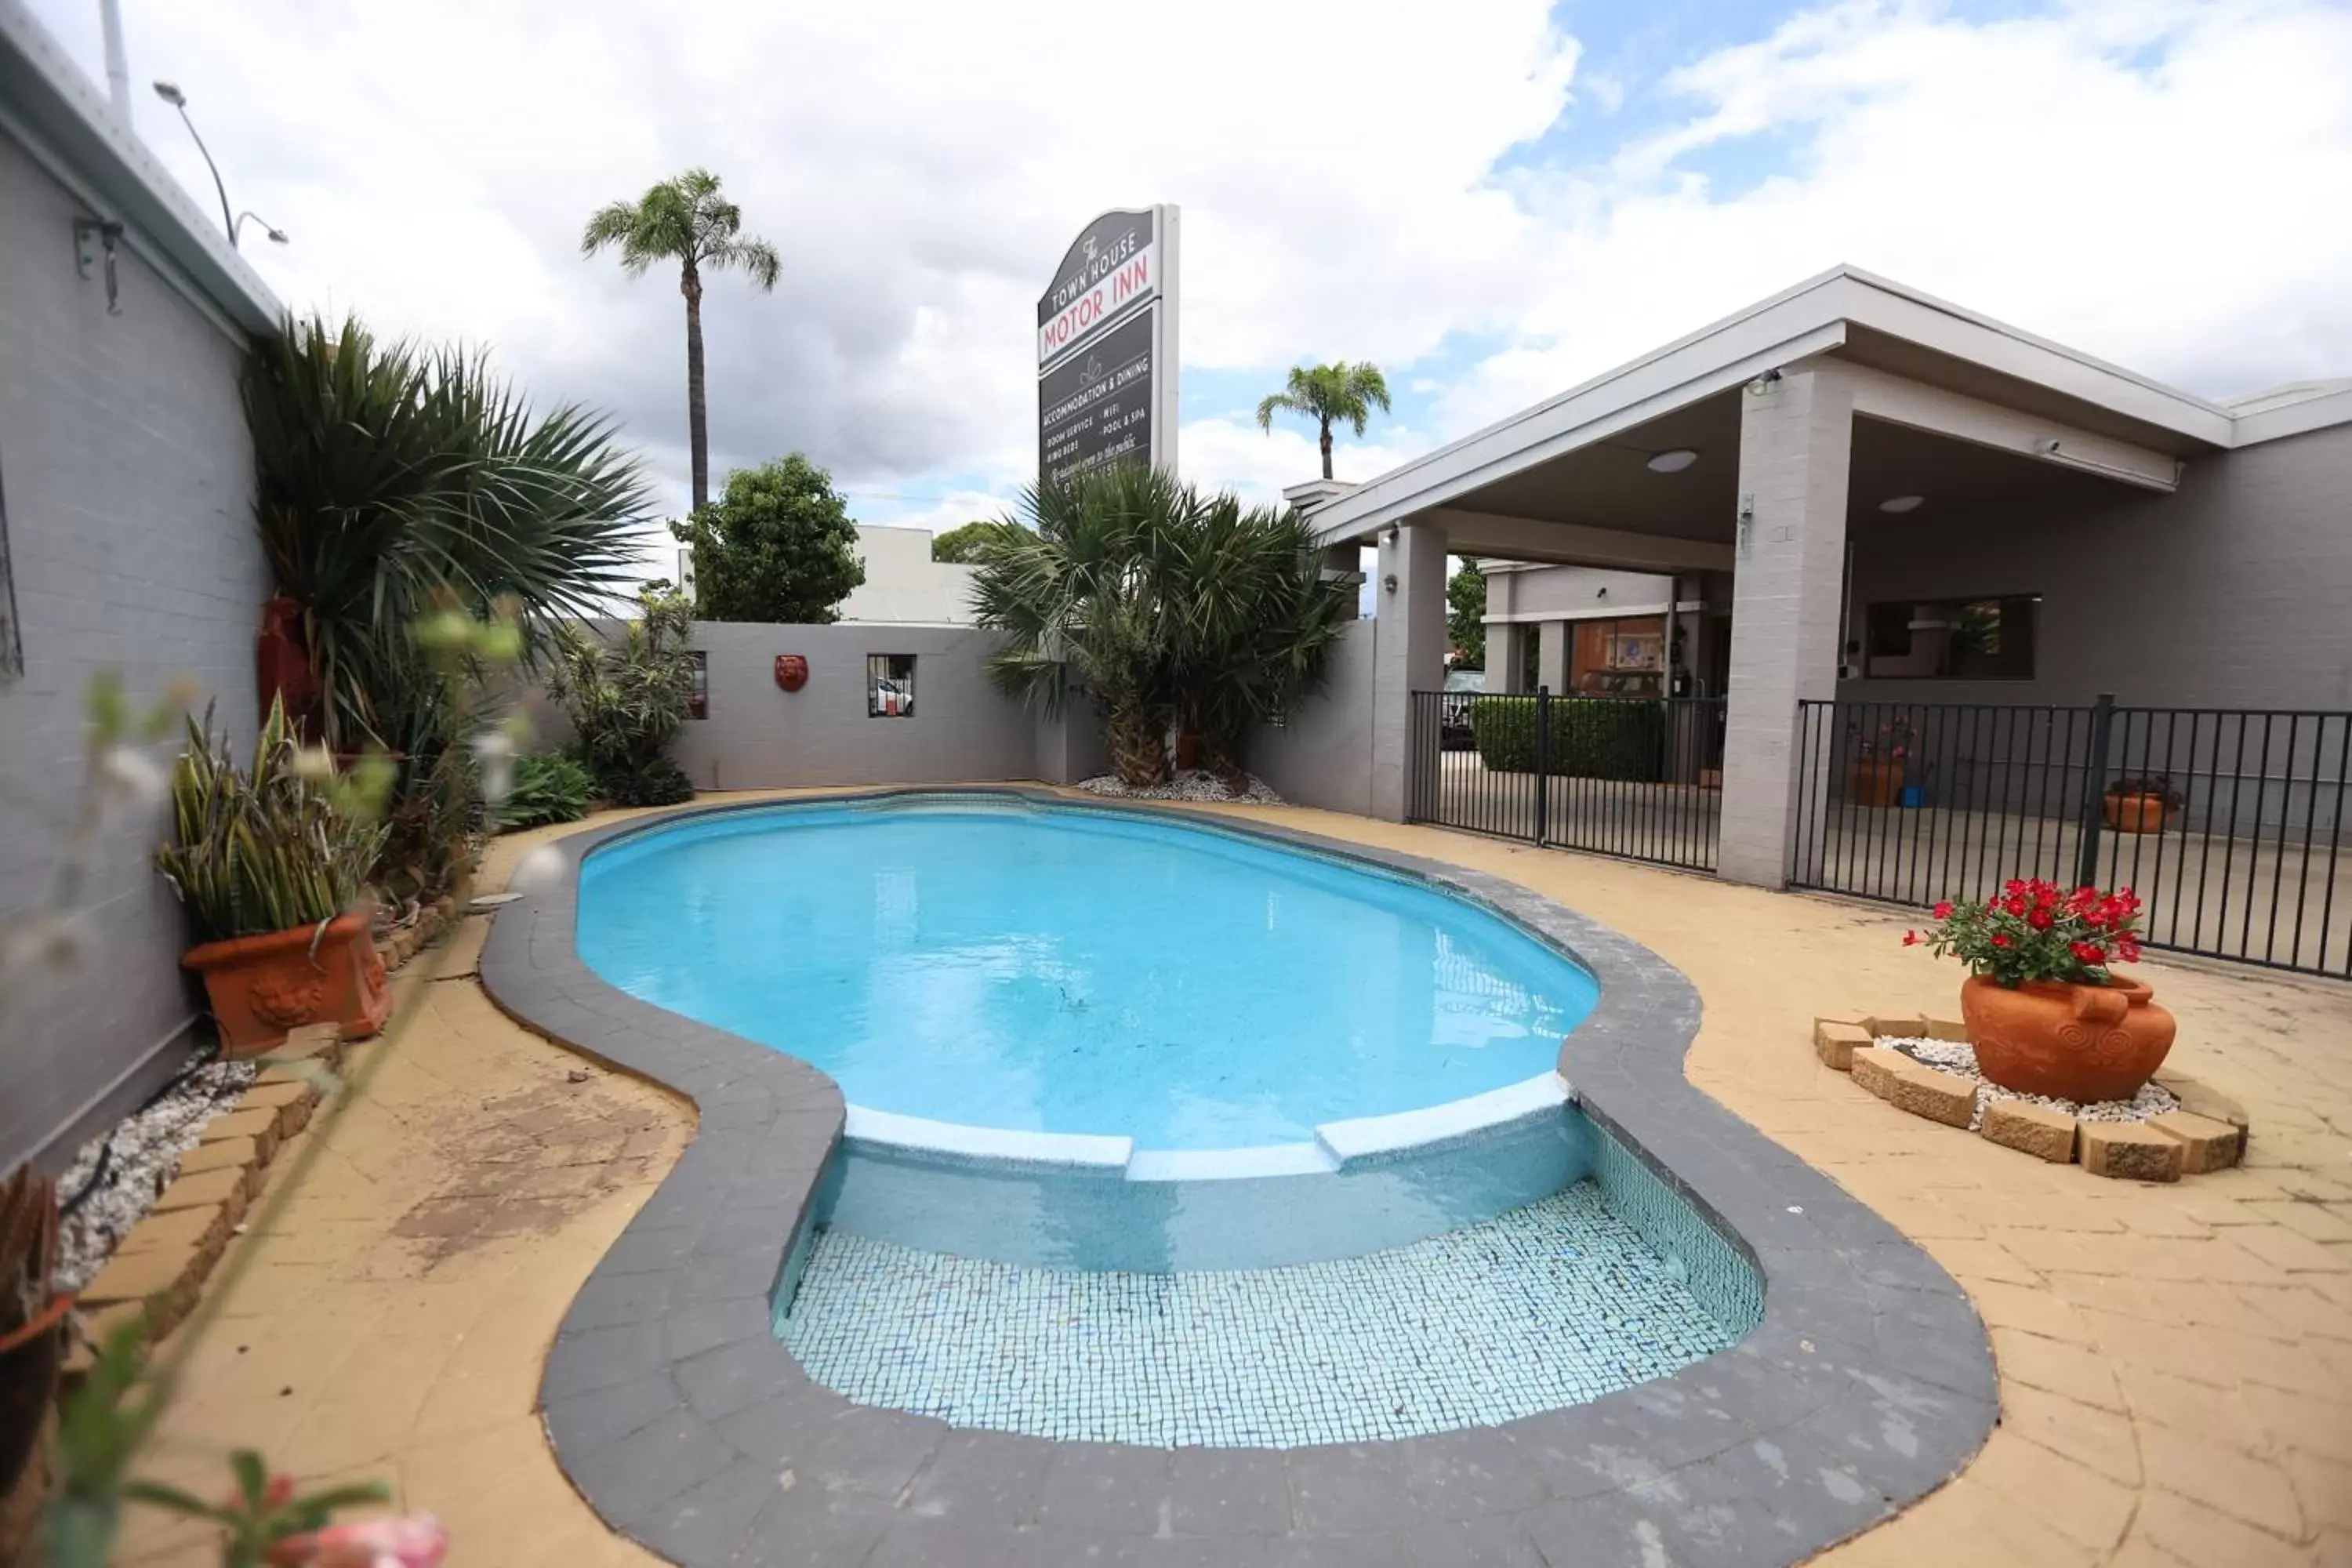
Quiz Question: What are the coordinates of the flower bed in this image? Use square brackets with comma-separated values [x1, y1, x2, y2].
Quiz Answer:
[1811, 1011, 2248, 1181]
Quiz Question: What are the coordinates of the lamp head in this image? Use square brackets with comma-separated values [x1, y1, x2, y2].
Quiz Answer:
[152, 80, 187, 107]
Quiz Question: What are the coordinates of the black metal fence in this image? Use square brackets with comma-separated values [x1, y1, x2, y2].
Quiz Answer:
[1793, 696, 2352, 977]
[1407, 689, 1726, 872]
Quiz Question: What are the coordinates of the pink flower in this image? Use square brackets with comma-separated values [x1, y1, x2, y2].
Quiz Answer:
[1990, 934, 2011, 948]
[2071, 941, 2107, 965]
[2027, 907, 2053, 931]
[267, 1516, 448, 1568]
[1932, 901, 1954, 920]
[1902, 931, 1919, 946]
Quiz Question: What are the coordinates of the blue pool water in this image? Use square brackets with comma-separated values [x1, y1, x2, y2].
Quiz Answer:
[577, 798, 1598, 1151]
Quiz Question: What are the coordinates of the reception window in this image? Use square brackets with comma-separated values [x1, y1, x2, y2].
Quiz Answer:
[1865, 594, 2039, 680]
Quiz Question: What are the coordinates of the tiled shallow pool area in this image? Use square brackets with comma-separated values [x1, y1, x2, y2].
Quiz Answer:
[779, 1179, 1748, 1446]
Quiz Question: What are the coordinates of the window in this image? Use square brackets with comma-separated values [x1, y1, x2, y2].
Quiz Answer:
[685, 650, 708, 719]
[1865, 594, 2039, 680]
[867, 653, 916, 717]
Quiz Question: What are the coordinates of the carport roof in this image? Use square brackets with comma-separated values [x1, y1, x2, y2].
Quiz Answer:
[1306, 265, 2347, 546]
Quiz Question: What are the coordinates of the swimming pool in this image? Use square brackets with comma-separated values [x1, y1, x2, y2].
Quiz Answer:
[579, 794, 1598, 1151]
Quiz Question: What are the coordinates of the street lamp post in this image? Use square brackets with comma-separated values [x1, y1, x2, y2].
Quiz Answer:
[150, 80, 284, 250]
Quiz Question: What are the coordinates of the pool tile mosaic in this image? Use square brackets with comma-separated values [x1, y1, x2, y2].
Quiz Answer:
[776, 1181, 1741, 1448]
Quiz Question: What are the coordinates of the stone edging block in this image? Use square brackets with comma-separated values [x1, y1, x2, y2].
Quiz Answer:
[2081, 1122, 2184, 1183]
[64, 1015, 365, 1374]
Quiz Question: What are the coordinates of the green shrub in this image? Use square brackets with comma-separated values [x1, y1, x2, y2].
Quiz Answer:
[1468, 696, 1667, 781]
[157, 699, 391, 943]
[597, 754, 695, 808]
[497, 751, 597, 830]
[550, 586, 698, 809]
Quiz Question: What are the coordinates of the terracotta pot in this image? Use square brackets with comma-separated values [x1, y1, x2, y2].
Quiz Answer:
[1959, 974, 2176, 1104]
[2102, 792, 2170, 834]
[1175, 730, 1205, 771]
[1848, 759, 1904, 808]
[0, 1294, 67, 1518]
[183, 910, 389, 1057]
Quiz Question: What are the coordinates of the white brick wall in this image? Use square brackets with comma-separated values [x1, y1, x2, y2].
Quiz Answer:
[1719, 366, 1855, 885]
[0, 132, 268, 1169]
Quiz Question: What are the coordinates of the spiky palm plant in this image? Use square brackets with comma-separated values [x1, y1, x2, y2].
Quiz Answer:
[970, 467, 1349, 789]
[1255, 361, 1392, 481]
[243, 315, 651, 897]
[244, 316, 653, 756]
[580, 168, 781, 511]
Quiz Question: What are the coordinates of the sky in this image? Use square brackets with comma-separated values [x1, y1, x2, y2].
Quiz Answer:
[32, 0, 2352, 561]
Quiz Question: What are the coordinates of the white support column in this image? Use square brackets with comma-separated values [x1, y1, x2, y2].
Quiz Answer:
[1370, 520, 1449, 822]
[1719, 366, 1855, 886]
[1537, 620, 1569, 693]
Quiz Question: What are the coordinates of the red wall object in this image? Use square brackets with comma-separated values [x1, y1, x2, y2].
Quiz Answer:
[774, 654, 809, 692]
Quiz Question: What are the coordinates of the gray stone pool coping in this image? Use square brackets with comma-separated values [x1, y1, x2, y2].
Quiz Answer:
[481, 788, 1996, 1568]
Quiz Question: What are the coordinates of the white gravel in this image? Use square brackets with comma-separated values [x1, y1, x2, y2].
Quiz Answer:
[51, 1054, 258, 1293]
[1076, 770, 1283, 804]
[1881, 1034, 2179, 1133]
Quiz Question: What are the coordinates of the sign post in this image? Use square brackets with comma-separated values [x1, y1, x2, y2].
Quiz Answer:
[1036, 205, 1179, 488]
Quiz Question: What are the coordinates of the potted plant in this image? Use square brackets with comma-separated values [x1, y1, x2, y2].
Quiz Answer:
[1906, 878, 2175, 1103]
[157, 700, 393, 1057]
[1, 1163, 64, 1559]
[2102, 775, 2183, 834]
[1847, 716, 1915, 808]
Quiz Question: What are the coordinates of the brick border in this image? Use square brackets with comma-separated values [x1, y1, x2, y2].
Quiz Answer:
[1817, 1014, 2250, 1182]
[483, 790, 1997, 1567]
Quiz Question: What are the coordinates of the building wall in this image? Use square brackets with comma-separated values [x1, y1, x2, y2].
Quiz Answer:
[1484, 564, 1677, 622]
[1841, 423, 2352, 711]
[554, 622, 1036, 791]
[0, 132, 267, 1171]
[1250, 619, 1376, 817]
[837, 524, 979, 625]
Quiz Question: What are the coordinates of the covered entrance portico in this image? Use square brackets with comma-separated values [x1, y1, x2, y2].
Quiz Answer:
[1301, 266, 2234, 888]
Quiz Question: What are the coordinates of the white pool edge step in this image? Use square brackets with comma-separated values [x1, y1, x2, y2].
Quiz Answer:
[840, 1071, 1573, 1183]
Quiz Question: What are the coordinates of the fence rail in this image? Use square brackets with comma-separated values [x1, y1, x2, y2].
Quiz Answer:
[1793, 696, 2352, 978]
[1407, 690, 1726, 872]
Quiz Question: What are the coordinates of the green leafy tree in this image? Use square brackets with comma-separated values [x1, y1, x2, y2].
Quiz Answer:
[581, 168, 780, 512]
[673, 456, 866, 623]
[1446, 557, 1486, 670]
[1255, 361, 1392, 480]
[931, 520, 1015, 563]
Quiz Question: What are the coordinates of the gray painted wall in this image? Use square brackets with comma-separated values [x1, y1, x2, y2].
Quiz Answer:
[1841, 423, 2352, 710]
[0, 132, 267, 1171]
[1250, 619, 1375, 817]
[532, 622, 1107, 790]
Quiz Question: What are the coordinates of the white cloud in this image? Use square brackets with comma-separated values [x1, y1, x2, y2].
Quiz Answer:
[1438, 0, 2352, 434]
[33, 0, 2352, 524]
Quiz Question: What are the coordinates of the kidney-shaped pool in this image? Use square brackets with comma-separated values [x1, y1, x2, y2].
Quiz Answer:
[579, 793, 1598, 1151]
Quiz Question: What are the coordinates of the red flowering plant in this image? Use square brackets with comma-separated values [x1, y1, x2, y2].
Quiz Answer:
[1903, 878, 2144, 988]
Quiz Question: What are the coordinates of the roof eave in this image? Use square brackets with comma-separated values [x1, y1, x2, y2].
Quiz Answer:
[0, 0, 282, 338]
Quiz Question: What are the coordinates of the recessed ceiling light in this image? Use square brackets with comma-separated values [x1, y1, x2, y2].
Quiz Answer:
[1878, 495, 1925, 514]
[1646, 448, 1699, 474]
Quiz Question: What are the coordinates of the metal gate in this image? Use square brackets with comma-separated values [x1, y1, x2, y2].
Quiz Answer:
[1407, 689, 1726, 872]
[1792, 696, 2352, 978]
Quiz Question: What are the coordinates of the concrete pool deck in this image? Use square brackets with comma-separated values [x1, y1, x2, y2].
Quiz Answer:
[111, 791, 2352, 1566]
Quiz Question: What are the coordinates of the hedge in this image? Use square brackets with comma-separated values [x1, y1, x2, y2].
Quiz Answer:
[1468, 696, 1667, 781]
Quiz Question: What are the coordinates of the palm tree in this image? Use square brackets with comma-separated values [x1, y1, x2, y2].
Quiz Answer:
[581, 169, 780, 512]
[969, 468, 1349, 789]
[1255, 361, 1392, 481]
